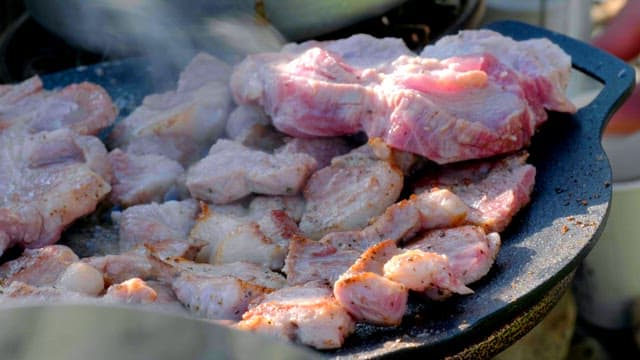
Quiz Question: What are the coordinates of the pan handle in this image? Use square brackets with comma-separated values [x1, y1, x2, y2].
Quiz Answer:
[485, 20, 636, 135]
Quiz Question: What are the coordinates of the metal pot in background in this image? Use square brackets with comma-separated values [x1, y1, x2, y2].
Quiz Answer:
[24, 0, 407, 61]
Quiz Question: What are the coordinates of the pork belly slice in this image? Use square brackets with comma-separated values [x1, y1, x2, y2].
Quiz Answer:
[166, 261, 286, 321]
[190, 197, 304, 269]
[406, 226, 501, 299]
[108, 149, 184, 207]
[0, 129, 111, 255]
[185, 139, 317, 204]
[237, 284, 355, 350]
[116, 200, 199, 252]
[333, 241, 408, 326]
[158, 258, 286, 291]
[321, 188, 476, 252]
[225, 105, 285, 151]
[212, 210, 298, 270]
[284, 235, 360, 286]
[231, 31, 575, 164]
[414, 152, 536, 232]
[299, 145, 404, 240]
[0, 245, 79, 287]
[110, 53, 233, 165]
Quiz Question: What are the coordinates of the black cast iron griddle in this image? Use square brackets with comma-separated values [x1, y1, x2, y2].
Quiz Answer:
[39, 21, 635, 359]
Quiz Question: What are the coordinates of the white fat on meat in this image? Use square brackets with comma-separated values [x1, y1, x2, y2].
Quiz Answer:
[413, 152, 536, 233]
[212, 210, 298, 270]
[0, 129, 111, 255]
[237, 284, 355, 350]
[225, 105, 285, 151]
[185, 139, 317, 204]
[116, 200, 199, 252]
[110, 53, 233, 166]
[299, 145, 403, 240]
[56, 262, 105, 296]
[189, 197, 304, 270]
[108, 149, 185, 207]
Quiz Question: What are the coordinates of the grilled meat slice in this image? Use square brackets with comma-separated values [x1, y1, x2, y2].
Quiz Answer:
[321, 188, 476, 251]
[115, 200, 198, 252]
[333, 241, 407, 326]
[185, 139, 316, 204]
[414, 152, 536, 232]
[283, 235, 360, 286]
[237, 284, 355, 350]
[299, 145, 403, 239]
[0, 129, 111, 255]
[108, 149, 184, 207]
[406, 225, 501, 299]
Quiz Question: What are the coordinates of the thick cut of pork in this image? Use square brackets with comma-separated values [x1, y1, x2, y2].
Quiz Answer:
[237, 284, 355, 350]
[231, 31, 575, 164]
[115, 200, 199, 252]
[185, 139, 317, 204]
[0, 129, 111, 255]
[110, 53, 233, 165]
[299, 145, 404, 239]
[108, 149, 184, 206]
[414, 152, 536, 232]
